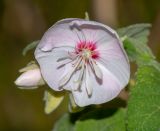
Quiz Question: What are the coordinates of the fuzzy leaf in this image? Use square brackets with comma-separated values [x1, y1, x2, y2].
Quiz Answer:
[127, 66, 160, 131]
[123, 37, 160, 71]
[75, 109, 126, 131]
[117, 23, 151, 44]
[118, 24, 152, 62]
[53, 113, 74, 131]
[117, 24, 151, 61]
[118, 24, 160, 71]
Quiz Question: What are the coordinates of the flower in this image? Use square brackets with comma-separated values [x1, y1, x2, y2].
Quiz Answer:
[35, 18, 130, 107]
[15, 67, 44, 89]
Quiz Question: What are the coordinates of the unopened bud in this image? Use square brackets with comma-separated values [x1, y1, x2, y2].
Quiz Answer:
[15, 68, 45, 89]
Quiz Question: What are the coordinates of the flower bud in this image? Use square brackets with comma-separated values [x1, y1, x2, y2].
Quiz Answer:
[15, 68, 45, 89]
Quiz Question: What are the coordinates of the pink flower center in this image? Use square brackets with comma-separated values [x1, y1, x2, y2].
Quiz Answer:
[58, 41, 102, 96]
[76, 41, 99, 59]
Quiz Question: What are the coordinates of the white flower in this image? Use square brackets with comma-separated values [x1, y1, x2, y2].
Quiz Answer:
[35, 18, 130, 107]
[15, 68, 44, 89]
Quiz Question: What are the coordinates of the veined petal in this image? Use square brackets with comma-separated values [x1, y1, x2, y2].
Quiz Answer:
[69, 19, 117, 36]
[69, 19, 118, 42]
[37, 19, 85, 51]
[97, 40, 130, 87]
[71, 62, 122, 107]
[70, 19, 130, 86]
[35, 47, 74, 91]
[59, 57, 82, 87]
[68, 19, 130, 86]
[37, 18, 120, 52]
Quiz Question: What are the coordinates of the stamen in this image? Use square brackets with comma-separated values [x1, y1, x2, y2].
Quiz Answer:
[90, 59, 103, 80]
[73, 60, 85, 91]
[57, 56, 70, 62]
[57, 40, 101, 96]
[68, 51, 78, 60]
[57, 51, 77, 62]
[57, 59, 72, 69]
[59, 57, 82, 87]
[85, 65, 92, 96]
[57, 51, 79, 69]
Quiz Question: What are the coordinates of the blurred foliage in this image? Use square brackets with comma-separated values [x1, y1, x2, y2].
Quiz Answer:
[118, 0, 160, 25]
[33, 0, 90, 25]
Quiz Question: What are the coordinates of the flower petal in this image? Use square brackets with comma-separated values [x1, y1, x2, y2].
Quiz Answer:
[35, 47, 74, 91]
[97, 40, 130, 87]
[68, 19, 130, 87]
[68, 19, 130, 86]
[37, 18, 119, 52]
[69, 19, 117, 42]
[37, 19, 85, 51]
[71, 62, 122, 107]
[34, 18, 130, 107]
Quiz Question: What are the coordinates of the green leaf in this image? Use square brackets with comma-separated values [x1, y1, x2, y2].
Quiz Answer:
[44, 90, 64, 114]
[117, 23, 151, 44]
[22, 40, 39, 56]
[127, 66, 160, 131]
[85, 12, 89, 20]
[75, 109, 126, 131]
[53, 113, 74, 131]
[123, 37, 154, 61]
[117, 24, 152, 63]
[123, 37, 160, 71]
[118, 24, 160, 71]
